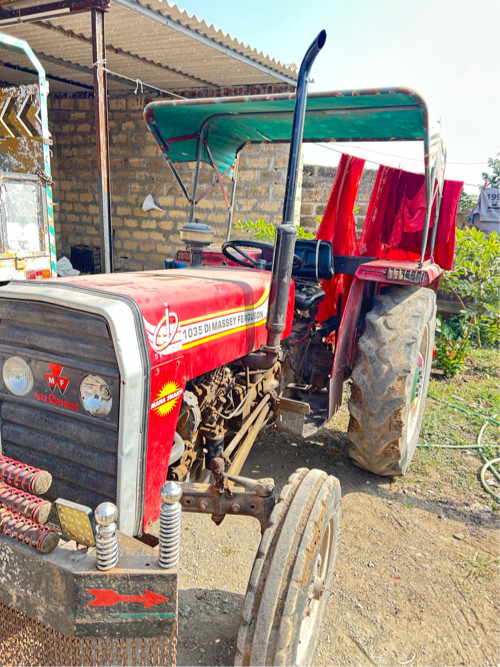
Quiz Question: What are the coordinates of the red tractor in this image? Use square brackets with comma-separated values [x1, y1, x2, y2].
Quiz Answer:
[0, 31, 457, 666]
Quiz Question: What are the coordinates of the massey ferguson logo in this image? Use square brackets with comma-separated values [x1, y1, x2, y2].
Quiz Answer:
[143, 303, 183, 357]
[44, 363, 69, 394]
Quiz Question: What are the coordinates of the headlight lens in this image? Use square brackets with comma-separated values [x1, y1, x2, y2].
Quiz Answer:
[2, 356, 34, 396]
[79, 374, 112, 417]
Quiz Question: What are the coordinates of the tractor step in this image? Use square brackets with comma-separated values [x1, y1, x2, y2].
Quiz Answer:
[276, 392, 329, 438]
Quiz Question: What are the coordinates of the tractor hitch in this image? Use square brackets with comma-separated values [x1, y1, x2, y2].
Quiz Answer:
[180, 458, 276, 532]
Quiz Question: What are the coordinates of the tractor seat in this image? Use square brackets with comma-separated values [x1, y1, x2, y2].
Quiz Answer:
[294, 281, 326, 312]
[292, 240, 334, 281]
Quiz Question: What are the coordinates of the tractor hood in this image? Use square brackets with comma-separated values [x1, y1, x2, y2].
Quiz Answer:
[40, 267, 291, 379]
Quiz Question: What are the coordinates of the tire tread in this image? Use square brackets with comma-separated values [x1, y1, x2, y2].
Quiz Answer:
[347, 286, 436, 475]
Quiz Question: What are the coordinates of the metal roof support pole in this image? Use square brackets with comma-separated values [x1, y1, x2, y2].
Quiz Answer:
[419, 106, 432, 267]
[429, 143, 447, 257]
[190, 131, 204, 221]
[226, 156, 239, 241]
[92, 7, 113, 273]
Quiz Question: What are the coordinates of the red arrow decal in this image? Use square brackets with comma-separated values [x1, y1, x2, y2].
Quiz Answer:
[86, 588, 168, 608]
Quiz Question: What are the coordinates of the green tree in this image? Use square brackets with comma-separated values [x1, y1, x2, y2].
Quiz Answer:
[458, 190, 477, 214]
[481, 156, 500, 188]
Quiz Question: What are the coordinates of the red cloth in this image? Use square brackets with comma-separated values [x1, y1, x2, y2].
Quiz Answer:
[359, 166, 462, 270]
[314, 155, 462, 323]
[316, 153, 365, 320]
[358, 165, 400, 258]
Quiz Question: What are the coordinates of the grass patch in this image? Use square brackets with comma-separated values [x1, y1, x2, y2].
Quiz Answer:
[401, 500, 415, 510]
[221, 546, 236, 556]
[428, 348, 500, 421]
[411, 349, 500, 504]
[462, 553, 500, 581]
[426, 349, 499, 440]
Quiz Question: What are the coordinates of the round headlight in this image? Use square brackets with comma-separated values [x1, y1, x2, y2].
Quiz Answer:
[80, 375, 112, 418]
[2, 356, 34, 396]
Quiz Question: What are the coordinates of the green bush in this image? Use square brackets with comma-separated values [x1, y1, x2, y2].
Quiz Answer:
[435, 227, 499, 375]
[233, 217, 314, 242]
[434, 316, 470, 377]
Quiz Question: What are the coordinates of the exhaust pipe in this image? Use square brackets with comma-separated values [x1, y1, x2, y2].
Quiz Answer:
[266, 30, 326, 352]
[243, 31, 326, 370]
[242, 31, 327, 369]
[282, 29, 327, 227]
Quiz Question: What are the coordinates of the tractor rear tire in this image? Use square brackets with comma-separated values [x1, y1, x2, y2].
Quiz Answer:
[347, 285, 436, 476]
[235, 468, 342, 667]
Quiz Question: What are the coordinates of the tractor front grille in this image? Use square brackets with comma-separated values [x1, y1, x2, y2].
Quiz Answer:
[0, 298, 120, 510]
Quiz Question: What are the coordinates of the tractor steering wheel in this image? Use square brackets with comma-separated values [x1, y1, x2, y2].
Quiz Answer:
[222, 240, 304, 272]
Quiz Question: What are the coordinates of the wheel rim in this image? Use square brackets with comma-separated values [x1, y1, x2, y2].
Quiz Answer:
[296, 518, 334, 664]
[408, 326, 429, 442]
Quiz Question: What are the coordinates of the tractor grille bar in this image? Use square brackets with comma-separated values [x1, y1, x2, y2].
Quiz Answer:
[0, 298, 120, 510]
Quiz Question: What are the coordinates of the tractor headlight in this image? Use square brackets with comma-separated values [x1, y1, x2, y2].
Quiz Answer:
[80, 374, 112, 418]
[2, 356, 34, 396]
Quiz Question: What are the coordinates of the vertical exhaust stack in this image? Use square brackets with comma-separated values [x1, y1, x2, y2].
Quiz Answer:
[265, 30, 327, 352]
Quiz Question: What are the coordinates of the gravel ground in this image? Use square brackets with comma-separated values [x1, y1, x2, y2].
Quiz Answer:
[171, 404, 499, 667]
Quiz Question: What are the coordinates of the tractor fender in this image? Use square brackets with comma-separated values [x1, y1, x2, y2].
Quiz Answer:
[328, 260, 441, 420]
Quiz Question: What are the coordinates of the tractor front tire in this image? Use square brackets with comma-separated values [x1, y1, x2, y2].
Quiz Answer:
[235, 468, 342, 667]
[347, 285, 436, 476]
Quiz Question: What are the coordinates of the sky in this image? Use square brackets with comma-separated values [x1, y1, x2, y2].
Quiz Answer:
[170, 0, 499, 194]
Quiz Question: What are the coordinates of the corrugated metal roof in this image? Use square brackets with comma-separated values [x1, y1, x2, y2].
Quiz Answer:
[0, 0, 298, 95]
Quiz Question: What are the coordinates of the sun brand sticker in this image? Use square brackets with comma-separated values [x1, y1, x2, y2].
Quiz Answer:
[151, 381, 183, 417]
[143, 303, 182, 357]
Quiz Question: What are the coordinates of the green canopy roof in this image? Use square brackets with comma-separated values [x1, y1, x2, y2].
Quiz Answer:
[144, 88, 428, 174]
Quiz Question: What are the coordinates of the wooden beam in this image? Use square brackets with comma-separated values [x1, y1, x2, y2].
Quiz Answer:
[92, 6, 113, 273]
[0, 0, 109, 25]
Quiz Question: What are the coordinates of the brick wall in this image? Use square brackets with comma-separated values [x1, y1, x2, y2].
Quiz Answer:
[300, 164, 377, 236]
[50, 91, 382, 271]
[234, 142, 296, 223]
[49, 88, 293, 272]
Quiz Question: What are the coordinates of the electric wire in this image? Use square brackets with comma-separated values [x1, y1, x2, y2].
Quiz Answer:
[313, 141, 489, 167]
[93, 59, 186, 99]
[312, 143, 486, 188]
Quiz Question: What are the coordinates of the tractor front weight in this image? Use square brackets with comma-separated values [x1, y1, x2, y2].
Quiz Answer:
[0, 468, 178, 667]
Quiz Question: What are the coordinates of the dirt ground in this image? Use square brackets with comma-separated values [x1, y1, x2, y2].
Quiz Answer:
[175, 400, 500, 667]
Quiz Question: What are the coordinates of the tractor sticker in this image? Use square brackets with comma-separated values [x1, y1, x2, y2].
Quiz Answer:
[386, 267, 427, 284]
[143, 291, 269, 357]
[143, 303, 182, 357]
[35, 392, 79, 412]
[44, 363, 69, 394]
[181, 300, 268, 349]
[150, 381, 183, 416]
[87, 588, 169, 608]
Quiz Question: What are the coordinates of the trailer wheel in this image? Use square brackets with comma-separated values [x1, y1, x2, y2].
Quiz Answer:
[347, 285, 436, 476]
[235, 468, 342, 667]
